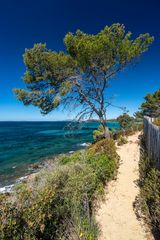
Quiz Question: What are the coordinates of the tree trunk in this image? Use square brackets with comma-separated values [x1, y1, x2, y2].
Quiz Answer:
[100, 118, 110, 139]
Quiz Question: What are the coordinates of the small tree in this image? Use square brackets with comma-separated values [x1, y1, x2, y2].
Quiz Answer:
[139, 89, 160, 118]
[14, 23, 153, 138]
[117, 113, 134, 129]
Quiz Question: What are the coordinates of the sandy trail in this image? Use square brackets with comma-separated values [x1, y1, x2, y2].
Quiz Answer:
[96, 133, 153, 240]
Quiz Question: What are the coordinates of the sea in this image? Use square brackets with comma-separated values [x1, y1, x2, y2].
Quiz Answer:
[0, 121, 120, 190]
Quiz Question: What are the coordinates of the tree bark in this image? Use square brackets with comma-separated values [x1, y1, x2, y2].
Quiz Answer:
[100, 118, 110, 139]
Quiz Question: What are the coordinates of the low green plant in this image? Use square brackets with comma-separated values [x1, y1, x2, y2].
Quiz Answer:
[153, 118, 160, 127]
[86, 153, 117, 184]
[131, 123, 143, 132]
[117, 136, 128, 146]
[138, 138, 160, 237]
[0, 138, 118, 240]
[113, 123, 143, 140]
[89, 138, 119, 161]
[0, 163, 99, 239]
[139, 168, 160, 235]
[93, 125, 105, 141]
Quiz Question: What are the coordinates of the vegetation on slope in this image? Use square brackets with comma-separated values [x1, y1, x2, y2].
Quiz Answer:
[138, 137, 160, 237]
[153, 118, 160, 127]
[111, 123, 143, 140]
[0, 139, 119, 240]
[117, 136, 128, 146]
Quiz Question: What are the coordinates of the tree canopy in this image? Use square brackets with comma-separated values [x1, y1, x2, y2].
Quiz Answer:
[117, 113, 134, 129]
[138, 89, 160, 118]
[14, 23, 153, 136]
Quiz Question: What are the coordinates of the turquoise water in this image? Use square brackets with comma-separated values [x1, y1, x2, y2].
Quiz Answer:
[0, 121, 120, 187]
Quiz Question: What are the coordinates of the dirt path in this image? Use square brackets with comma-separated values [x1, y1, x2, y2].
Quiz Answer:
[96, 133, 153, 240]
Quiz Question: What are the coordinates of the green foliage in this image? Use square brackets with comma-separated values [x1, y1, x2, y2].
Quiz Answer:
[89, 138, 117, 157]
[59, 151, 82, 165]
[14, 43, 75, 114]
[153, 118, 160, 127]
[131, 123, 143, 132]
[139, 145, 152, 182]
[117, 136, 128, 146]
[61, 139, 119, 185]
[14, 24, 153, 123]
[112, 123, 143, 141]
[0, 163, 99, 239]
[117, 113, 134, 129]
[93, 124, 105, 141]
[140, 168, 160, 232]
[139, 89, 160, 118]
[138, 139, 160, 236]
[85, 153, 117, 184]
[64, 25, 153, 71]
[0, 139, 118, 240]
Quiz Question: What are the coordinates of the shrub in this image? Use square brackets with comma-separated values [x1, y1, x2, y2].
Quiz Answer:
[139, 168, 160, 235]
[117, 136, 128, 146]
[61, 147, 118, 186]
[153, 118, 160, 127]
[138, 138, 160, 237]
[86, 153, 117, 184]
[131, 123, 143, 132]
[88, 138, 119, 161]
[113, 123, 143, 140]
[93, 125, 105, 141]
[59, 151, 82, 165]
[0, 139, 118, 240]
[0, 163, 99, 239]
[139, 142, 154, 183]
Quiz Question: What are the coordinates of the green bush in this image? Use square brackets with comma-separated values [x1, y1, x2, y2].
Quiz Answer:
[113, 123, 143, 140]
[59, 151, 82, 165]
[153, 118, 160, 127]
[0, 138, 118, 240]
[86, 153, 117, 184]
[0, 163, 99, 240]
[93, 124, 105, 141]
[131, 123, 143, 132]
[138, 139, 160, 236]
[139, 168, 160, 235]
[61, 141, 118, 186]
[117, 136, 128, 146]
[88, 138, 119, 161]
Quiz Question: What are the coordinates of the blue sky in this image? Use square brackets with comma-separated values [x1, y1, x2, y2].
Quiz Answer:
[0, 0, 159, 121]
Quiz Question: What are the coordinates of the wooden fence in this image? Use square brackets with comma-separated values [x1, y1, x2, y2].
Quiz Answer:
[143, 116, 160, 166]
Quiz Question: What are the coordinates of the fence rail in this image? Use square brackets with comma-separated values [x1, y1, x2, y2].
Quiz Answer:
[143, 116, 160, 166]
